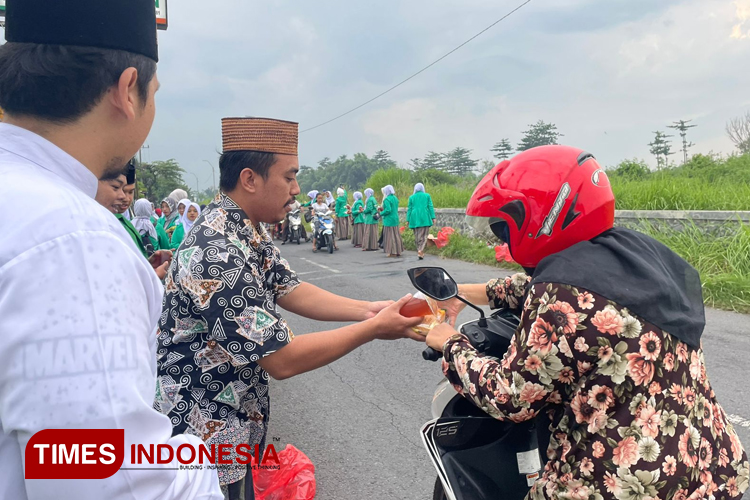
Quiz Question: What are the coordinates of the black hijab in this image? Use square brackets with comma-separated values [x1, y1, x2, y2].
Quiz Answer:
[532, 227, 705, 347]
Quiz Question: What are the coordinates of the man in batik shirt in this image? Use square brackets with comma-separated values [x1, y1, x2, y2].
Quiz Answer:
[425, 146, 748, 499]
[156, 117, 422, 499]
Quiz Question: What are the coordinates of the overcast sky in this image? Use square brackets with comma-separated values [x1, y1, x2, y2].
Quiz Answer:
[4, 0, 750, 192]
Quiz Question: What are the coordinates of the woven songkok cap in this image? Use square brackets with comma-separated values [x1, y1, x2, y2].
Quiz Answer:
[222, 117, 299, 156]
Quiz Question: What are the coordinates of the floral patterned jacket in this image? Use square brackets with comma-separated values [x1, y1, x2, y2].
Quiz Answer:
[442, 274, 749, 500]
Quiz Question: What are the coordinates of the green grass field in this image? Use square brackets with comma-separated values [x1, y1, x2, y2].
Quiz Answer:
[364, 153, 750, 211]
[373, 173, 750, 211]
[402, 224, 750, 313]
[368, 154, 750, 313]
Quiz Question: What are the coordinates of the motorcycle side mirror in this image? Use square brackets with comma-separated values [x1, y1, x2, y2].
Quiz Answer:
[407, 267, 458, 301]
[407, 266, 488, 329]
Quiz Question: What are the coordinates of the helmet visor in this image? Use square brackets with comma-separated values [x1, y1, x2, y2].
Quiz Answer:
[465, 216, 511, 246]
[489, 218, 511, 246]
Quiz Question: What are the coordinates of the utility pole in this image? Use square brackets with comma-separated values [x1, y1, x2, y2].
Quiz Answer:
[203, 160, 216, 192]
[138, 144, 150, 165]
[186, 171, 200, 194]
[134, 144, 150, 200]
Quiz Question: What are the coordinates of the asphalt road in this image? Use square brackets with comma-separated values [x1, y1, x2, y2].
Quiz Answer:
[267, 239, 750, 500]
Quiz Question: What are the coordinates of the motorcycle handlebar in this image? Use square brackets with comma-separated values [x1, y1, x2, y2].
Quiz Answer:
[422, 347, 443, 362]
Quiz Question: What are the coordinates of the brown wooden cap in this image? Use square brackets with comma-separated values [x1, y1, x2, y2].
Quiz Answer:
[222, 117, 298, 155]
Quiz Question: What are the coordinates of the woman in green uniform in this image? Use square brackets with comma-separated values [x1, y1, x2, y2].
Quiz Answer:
[361, 188, 379, 251]
[379, 185, 403, 257]
[407, 182, 436, 260]
[158, 197, 179, 249]
[170, 200, 201, 250]
[350, 191, 365, 248]
[132, 198, 159, 253]
[334, 188, 350, 241]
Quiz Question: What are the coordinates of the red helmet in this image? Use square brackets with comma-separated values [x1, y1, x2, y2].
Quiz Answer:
[467, 145, 615, 268]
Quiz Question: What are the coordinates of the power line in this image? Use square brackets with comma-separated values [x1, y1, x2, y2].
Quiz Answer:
[301, 0, 532, 134]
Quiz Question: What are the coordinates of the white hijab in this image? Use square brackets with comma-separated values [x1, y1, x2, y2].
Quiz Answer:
[180, 201, 201, 234]
[337, 188, 345, 197]
[325, 191, 335, 206]
[132, 199, 157, 239]
[176, 198, 191, 221]
[413, 183, 425, 194]
[364, 188, 374, 200]
[382, 185, 396, 197]
[353, 191, 363, 201]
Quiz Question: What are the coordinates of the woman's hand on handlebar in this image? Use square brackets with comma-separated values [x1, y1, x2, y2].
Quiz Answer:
[438, 283, 491, 326]
[426, 323, 461, 351]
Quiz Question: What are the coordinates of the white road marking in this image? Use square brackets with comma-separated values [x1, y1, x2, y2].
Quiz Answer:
[727, 414, 750, 429]
[299, 258, 341, 274]
[296, 270, 323, 276]
[306, 273, 354, 282]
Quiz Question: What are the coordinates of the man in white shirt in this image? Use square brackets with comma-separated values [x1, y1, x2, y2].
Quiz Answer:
[0, 0, 222, 499]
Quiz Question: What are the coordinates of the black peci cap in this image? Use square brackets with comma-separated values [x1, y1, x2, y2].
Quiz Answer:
[5, 0, 159, 62]
[125, 160, 137, 186]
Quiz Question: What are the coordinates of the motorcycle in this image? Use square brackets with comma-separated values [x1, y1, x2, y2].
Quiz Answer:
[271, 221, 284, 240]
[407, 267, 550, 500]
[313, 210, 336, 254]
[286, 209, 304, 245]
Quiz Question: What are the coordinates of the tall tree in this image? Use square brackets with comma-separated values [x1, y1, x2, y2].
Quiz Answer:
[648, 131, 674, 170]
[297, 152, 397, 194]
[421, 151, 447, 171]
[517, 121, 563, 151]
[372, 150, 396, 168]
[136, 159, 188, 202]
[726, 111, 750, 155]
[444, 147, 478, 176]
[318, 157, 332, 169]
[408, 157, 423, 170]
[490, 139, 514, 160]
[667, 119, 697, 164]
[194, 187, 219, 205]
[296, 165, 318, 196]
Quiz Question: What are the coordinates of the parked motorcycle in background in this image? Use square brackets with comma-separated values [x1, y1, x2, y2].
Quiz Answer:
[407, 267, 550, 500]
[271, 220, 284, 241]
[286, 208, 305, 244]
[313, 210, 336, 254]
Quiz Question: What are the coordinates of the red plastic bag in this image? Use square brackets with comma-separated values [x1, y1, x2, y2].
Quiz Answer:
[252, 445, 316, 500]
[494, 243, 514, 263]
[399, 226, 406, 234]
[435, 227, 455, 249]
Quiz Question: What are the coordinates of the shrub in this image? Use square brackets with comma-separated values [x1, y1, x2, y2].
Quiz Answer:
[608, 158, 651, 180]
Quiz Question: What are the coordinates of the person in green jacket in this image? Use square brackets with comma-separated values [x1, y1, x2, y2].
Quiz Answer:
[167, 198, 190, 248]
[103, 162, 151, 259]
[94, 168, 171, 279]
[334, 187, 350, 240]
[350, 191, 365, 247]
[170, 200, 201, 250]
[131, 198, 160, 253]
[361, 188, 379, 251]
[407, 182, 436, 260]
[157, 197, 179, 249]
[379, 185, 403, 257]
